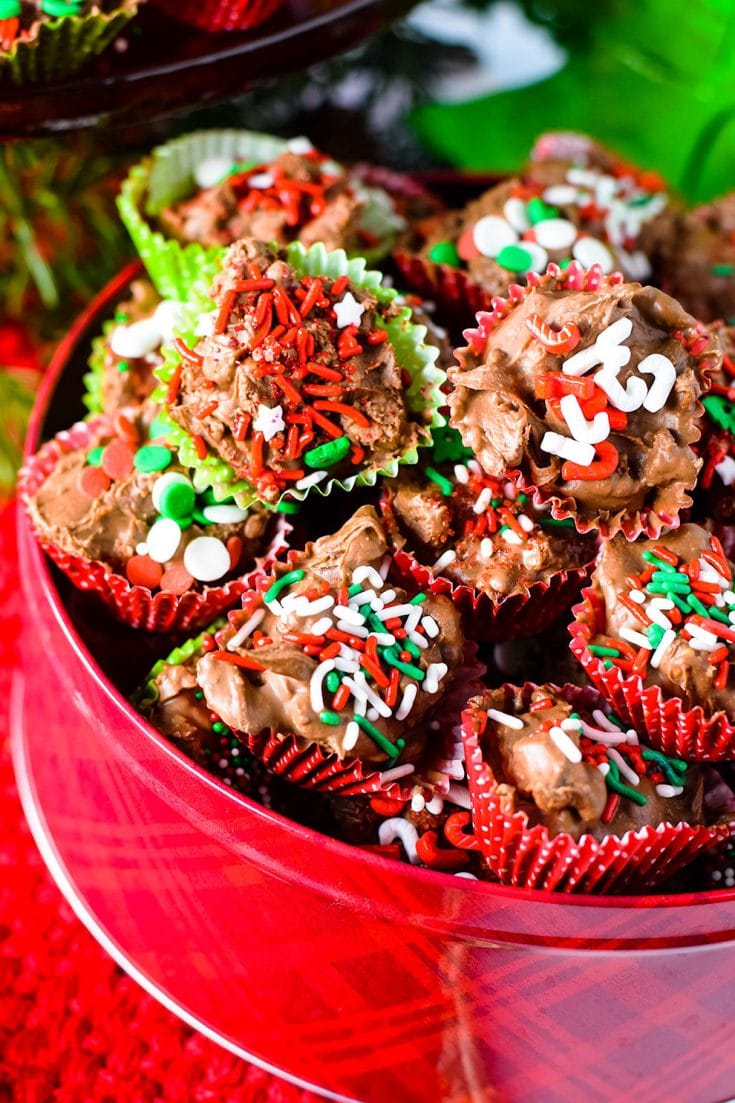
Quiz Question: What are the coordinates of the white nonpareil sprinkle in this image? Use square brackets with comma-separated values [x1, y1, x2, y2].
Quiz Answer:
[227, 608, 266, 651]
[378, 819, 420, 863]
[549, 725, 582, 764]
[433, 549, 456, 572]
[146, 517, 181, 563]
[334, 291, 365, 329]
[194, 156, 233, 188]
[183, 536, 230, 582]
[486, 708, 524, 730]
[253, 403, 285, 442]
[395, 683, 418, 722]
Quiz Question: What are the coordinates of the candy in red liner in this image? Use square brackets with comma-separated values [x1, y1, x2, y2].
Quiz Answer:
[570, 588, 735, 762]
[462, 682, 732, 893]
[392, 250, 495, 340]
[18, 417, 292, 633]
[448, 263, 719, 541]
[378, 460, 596, 643]
[150, 0, 282, 32]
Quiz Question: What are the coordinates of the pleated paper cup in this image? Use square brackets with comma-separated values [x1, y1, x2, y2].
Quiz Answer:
[569, 587, 735, 761]
[18, 416, 292, 633]
[462, 684, 732, 893]
[150, 0, 280, 31]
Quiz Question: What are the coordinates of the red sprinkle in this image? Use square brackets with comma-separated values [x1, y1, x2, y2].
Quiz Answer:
[126, 554, 163, 590]
[79, 465, 111, 498]
[314, 400, 371, 428]
[226, 535, 243, 571]
[192, 434, 207, 461]
[212, 651, 266, 672]
[159, 562, 194, 595]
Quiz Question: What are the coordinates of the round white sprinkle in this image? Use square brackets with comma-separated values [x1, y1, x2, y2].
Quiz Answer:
[152, 471, 193, 512]
[472, 215, 518, 258]
[109, 318, 160, 359]
[571, 236, 615, 273]
[194, 156, 233, 189]
[502, 197, 530, 233]
[183, 536, 231, 582]
[202, 503, 249, 524]
[146, 517, 181, 563]
[519, 241, 548, 273]
[543, 184, 579, 206]
[533, 217, 578, 251]
[135, 542, 149, 555]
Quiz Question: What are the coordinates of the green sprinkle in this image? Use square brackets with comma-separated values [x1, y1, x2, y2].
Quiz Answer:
[647, 623, 665, 648]
[148, 415, 171, 441]
[428, 240, 460, 267]
[402, 637, 422, 660]
[645, 579, 690, 594]
[603, 660, 614, 670]
[117, 360, 130, 374]
[518, 493, 528, 504]
[499, 524, 510, 535]
[319, 710, 341, 726]
[192, 508, 213, 526]
[495, 243, 534, 272]
[134, 444, 172, 473]
[642, 551, 677, 572]
[86, 446, 103, 466]
[0, 0, 20, 16]
[490, 498, 502, 507]
[160, 481, 196, 520]
[425, 466, 453, 496]
[383, 652, 425, 681]
[348, 584, 362, 597]
[264, 569, 305, 605]
[174, 516, 194, 530]
[706, 604, 731, 625]
[212, 721, 227, 735]
[559, 257, 572, 269]
[195, 690, 204, 700]
[712, 264, 735, 276]
[641, 747, 688, 786]
[668, 591, 692, 614]
[688, 594, 710, 618]
[275, 499, 300, 514]
[41, 0, 82, 16]
[605, 760, 648, 806]
[114, 310, 129, 323]
[539, 516, 575, 528]
[325, 671, 342, 693]
[304, 435, 351, 469]
[589, 644, 620, 657]
[527, 197, 559, 224]
[651, 570, 685, 585]
[354, 714, 405, 758]
[703, 394, 735, 435]
[409, 593, 427, 605]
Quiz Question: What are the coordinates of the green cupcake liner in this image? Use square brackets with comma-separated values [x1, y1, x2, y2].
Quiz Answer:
[133, 619, 225, 710]
[153, 240, 446, 509]
[82, 320, 113, 416]
[117, 129, 404, 298]
[1, 1, 139, 85]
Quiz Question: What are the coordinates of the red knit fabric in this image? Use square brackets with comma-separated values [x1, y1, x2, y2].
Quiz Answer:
[0, 502, 323, 1103]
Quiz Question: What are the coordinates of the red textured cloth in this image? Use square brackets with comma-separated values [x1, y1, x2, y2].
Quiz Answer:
[0, 502, 322, 1103]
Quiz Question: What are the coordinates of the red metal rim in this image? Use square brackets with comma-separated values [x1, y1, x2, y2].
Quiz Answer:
[21, 262, 735, 918]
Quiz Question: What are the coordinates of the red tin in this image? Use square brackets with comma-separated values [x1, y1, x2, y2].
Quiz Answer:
[12, 265, 735, 1103]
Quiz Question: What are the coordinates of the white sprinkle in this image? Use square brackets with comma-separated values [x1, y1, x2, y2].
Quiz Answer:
[379, 763, 415, 784]
[337, 620, 368, 638]
[247, 172, 274, 189]
[310, 660, 336, 712]
[202, 503, 249, 524]
[598, 762, 610, 777]
[395, 683, 418, 721]
[454, 872, 477, 880]
[656, 784, 684, 798]
[432, 549, 456, 573]
[424, 662, 448, 694]
[410, 787, 426, 813]
[543, 184, 579, 205]
[334, 291, 365, 329]
[342, 721, 360, 752]
[563, 317, 632, 377]
[592, 710, 623, 733]
[195, 310, 217, 337]
[333, 605, 365, 626]
[472, 214, 517, 258]
[350, 588, 380, 607]
[183, 536, 231, 582]
[379, 555, 391, 580]
[572, 235, 614, 273]
[519, 241, 548, 273]
[715, 456, 735, 488]
[426, 794, 444, 815]
[608, 747, 639, 786]
[479, 538, 494, 562]
[194, 156, 233, 188]
[487, 708, 524, 730]
[518, 514, 534, 533]
[650, 628, 676, 669]
[638, 353, 676, 413]
[309, 617, 333, 636]
[549, 725, 582, 763]
[533, 217, 577, 251]
[287, 135, 314, 155]
[453, 464, 469, 484]
[253, 403, 285, 442]
[375, 603, 415, 622]
[422, 615, 439, 639]
[146, 517, 181, 563]
[407, 631, 429, 650]
[353, 565, 383, 589]
[620, 626, 653, 650]
[579, 720, 627, 746]
[333, 657, 361, 675]
[724, 590, 735, 606]
[135, 542, 149, 555]
[367, 708, 379, 722]
[299, 595, 334, 616]
[296, 471, 329, 491]
[540, 431, 595, 468]
[378, 819, 420, 863]
[379, 589, 397, 605]
[151, 471, 192, 512]
[629, 589, 646, 604]
[473, 487, 493, 514]
[559, 393, 611, 445]
[502, 196, 530, 232]
[501, 528, 523, 546]
[561, 717, 583, 732]
[227, 608, 266, 651]
[351, 671, 392, 717]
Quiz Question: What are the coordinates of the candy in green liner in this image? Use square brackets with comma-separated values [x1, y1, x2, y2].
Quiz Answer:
[154, 238, 445, 509]
[117, 129, 405, 299]
[0, 0, 140, 85]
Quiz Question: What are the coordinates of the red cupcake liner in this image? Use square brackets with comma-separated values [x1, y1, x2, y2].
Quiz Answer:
[228, 642, 485, 801]
[569, 587, 735, 761]
[150, 0, 282, 32]
[379, 488, 592, 642]
[352, 164, 445, 223]
[392, 251, 495, 337]
[452, 264, 719, 542]
[461, 682, 732, 892]
[18, 417, 292, 634]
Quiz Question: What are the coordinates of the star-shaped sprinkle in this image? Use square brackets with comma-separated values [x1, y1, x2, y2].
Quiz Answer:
[253, 403, 285, 442]
[334, 291, 365, 329]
